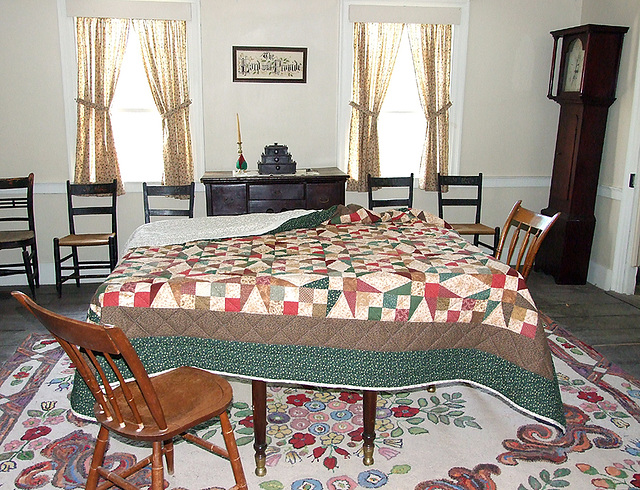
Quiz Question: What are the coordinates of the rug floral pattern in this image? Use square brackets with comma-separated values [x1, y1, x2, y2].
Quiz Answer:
[1, 316, 639, 490]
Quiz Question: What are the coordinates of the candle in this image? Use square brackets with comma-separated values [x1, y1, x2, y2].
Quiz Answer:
[236, 113, 242, 144]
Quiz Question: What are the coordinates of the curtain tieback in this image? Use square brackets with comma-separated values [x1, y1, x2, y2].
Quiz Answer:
[349, 101, 379, 119]
[161, 99, 192, 119]
[426, 101, 452, 122]
[75, 98, 109, 112]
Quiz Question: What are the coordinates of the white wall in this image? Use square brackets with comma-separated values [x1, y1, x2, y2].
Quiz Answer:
[580, 0, 640, 290]
[2, 0, 638, 291]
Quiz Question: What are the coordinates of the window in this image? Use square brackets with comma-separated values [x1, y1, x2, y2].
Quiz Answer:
[338, 1, 469, 187]
[377, 29, 426, 178]
[110, 31, 164, 182]
[57, 0, 204, 187]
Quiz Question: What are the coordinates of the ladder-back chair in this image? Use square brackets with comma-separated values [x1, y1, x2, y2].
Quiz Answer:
[143, 182, 195, 223]
[495, 200, 560, 281]
[12, 291, 247, 490]
[53, 180, 118, 297]
[367, 173, 414, 210]
[437, 173, 500, 254]
[0, 173, 39, 298]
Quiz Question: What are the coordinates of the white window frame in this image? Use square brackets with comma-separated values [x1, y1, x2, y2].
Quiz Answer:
[336, 0, 470, 178]
[56, 0, 205, 192]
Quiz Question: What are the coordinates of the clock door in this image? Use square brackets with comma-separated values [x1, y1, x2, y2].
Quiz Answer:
[561, 37, 585, 93]
[548, 104, 583, 212]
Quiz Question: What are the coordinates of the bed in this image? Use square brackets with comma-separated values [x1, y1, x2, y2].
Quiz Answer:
[73, 204, 565, 476]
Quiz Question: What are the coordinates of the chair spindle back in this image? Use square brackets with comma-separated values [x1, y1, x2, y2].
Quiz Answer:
[495, 200, 560, 280]
[11, 291, 167, 431]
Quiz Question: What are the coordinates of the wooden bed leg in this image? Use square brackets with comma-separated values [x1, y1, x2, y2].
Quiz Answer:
[252, 380, 268, 477]
[362, 390, 376, 466]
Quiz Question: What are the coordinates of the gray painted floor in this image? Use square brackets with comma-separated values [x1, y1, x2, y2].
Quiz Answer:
[1, 270, 639, 379]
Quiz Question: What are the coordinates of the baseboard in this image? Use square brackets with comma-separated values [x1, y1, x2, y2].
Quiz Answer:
[587, 260, 613, 291]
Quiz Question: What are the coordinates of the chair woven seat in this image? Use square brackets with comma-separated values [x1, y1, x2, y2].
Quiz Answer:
[0, 230, 35, 244]
[58, 233, 115, 247]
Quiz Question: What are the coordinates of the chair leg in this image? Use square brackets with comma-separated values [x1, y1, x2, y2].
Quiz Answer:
[86, 425, 109, 490]
[31, 244, 40, 288]
[21, 246, 36, 299]
[108, 235, 117, 271]
[53, 238, 62, 298]
[493, 227, 500, 256]
[71, 245, 80, 287]
[163, 439, 175, 475]
[151, 441, 164, 490]
[220, 411, 248, 490]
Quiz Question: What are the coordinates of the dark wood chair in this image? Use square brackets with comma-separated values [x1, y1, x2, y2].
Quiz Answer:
[437, 173, 500, 254]
[367, 173, 414, 210]
[12, 290, 248, 490]
[143, 182, 195, 223]
[53, 180, 118, 297]
[0, 173, 39, 298]
[495, 200, 560, 281]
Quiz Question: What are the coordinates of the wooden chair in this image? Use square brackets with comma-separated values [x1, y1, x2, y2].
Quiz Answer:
[143, 182, 195, 223]
[12, 291, 248, 490]
[0, 173, 39, 298]
[53, 180, 118, 297]
[495, 200, 560, 281]
[367, 173, 414, 210]
[437, 173, 500, 255]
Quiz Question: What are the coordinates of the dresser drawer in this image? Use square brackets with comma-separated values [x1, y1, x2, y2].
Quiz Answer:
[306, 182, 345, 209]
[249, 183, 305, 201]
[249, 200, 306, 213]
[206, 184, 247, 215]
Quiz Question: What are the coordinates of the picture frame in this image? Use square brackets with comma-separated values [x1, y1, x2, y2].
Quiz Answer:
[233, 46, 307, 83]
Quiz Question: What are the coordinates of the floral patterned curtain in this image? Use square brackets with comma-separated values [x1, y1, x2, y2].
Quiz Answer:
[346, 22, 404, 192]
[134, 19, 193, 186]
[74, 17, 129, 194]
[407, 24, 452, 191]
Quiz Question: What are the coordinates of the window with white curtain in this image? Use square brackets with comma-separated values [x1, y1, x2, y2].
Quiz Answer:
[57, 0, 203, 185]
[377, 29, 426, 177]
[110, 31, 164, 182]
[338, 1, 469, 178]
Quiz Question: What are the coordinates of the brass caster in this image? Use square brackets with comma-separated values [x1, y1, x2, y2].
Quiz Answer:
[362, 445, 374, 466]
[427, 385, 436, 393]
[254, 455, 267, 477]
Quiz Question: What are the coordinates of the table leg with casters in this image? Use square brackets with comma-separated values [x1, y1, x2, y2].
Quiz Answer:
[362, 390, 377, 465]
[252, 380, 268, 476]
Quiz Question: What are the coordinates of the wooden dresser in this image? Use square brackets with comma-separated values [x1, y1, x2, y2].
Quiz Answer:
[201, 167, 348, 216]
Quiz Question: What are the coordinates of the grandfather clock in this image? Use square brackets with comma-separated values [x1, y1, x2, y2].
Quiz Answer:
[536, 24, 627, 284]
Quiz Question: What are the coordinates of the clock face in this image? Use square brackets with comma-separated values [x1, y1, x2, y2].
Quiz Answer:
[563, 38, 585, 92]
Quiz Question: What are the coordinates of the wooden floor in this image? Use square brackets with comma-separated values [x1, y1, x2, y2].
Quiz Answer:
[1, 270, 640, 379]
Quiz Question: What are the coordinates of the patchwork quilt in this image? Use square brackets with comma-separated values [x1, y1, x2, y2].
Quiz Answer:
[78, 206, 565, 429]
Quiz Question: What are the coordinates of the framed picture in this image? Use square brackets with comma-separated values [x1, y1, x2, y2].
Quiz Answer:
[233, 46, 307, 83]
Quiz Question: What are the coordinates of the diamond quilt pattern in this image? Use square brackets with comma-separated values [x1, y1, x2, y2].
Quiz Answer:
[91, 209, 538, 339]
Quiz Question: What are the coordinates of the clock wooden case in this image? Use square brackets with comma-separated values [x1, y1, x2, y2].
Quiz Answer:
[536, 24, 627, 284]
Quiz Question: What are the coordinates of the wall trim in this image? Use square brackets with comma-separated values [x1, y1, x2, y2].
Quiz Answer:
[27, 176, 621, 197]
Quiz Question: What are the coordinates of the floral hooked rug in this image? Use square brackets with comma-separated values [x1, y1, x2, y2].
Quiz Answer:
[1, 316, 640, 490]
